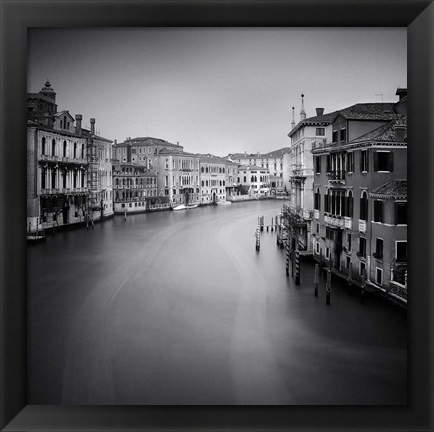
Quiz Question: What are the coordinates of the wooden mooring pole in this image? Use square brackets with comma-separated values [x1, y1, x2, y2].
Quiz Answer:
[326, 269, 331, 305]
[295, 248, 300, 285]
[314, 263, 319, 297]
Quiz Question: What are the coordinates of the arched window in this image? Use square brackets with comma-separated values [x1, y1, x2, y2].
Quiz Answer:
[81, 144, 85, 159]
[206, 167, 209, 173]
[201, 180, 204, 187]
[347, 190, 353, 217]
[73, 171, 77, 188]
[201, 166, 204, 173]
[63, 141, 67, 157]
[51, 139, 56, 156]
[64, 116, 67, 129]
[81, 171, 85, 187]
[51, 168, 56, 188]
[360, 190, 368, 220]
[73, 142, 77, 158]
[41, 137, 46, 155]
[62, 170, 67, 188]
[41, 168, 46, 189]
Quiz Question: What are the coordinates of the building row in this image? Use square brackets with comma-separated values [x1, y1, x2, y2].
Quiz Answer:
[286, 90, 407, 300]
[27, 82, 279, 233]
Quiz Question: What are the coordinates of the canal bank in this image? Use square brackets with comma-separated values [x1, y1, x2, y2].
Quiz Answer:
[28, 200, 407, 405]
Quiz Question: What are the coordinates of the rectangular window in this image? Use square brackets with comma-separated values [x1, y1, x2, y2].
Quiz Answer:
[346, 256, 351, 269]
[374, 151, 394, 172]
[314, 156, 321, 174]
[375, 238, 384, 259]
[332, 130, 338, 143]
[340, 128, 346, 142]
[347, 233, 352, 251]
[396, 241, 407, 262]
[376, 268, 383, 285]
[373, 200, 384, 223]
[359, 237, 366, 258]
[316, 127, 325, 136]
[360, 150, 369, 172]
[326, 247, 330, 259]
[316, 222, 319, 234]
[395, 202, 407, 224]
[360, 261, 366, 276]
[347, 152, 354, 173]
[316, 242, 320, 254]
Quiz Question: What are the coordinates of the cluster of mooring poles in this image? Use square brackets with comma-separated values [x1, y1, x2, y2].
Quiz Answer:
[255, 213, 282, 252]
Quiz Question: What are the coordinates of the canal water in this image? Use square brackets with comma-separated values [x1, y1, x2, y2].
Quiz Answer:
[28, 200, 407, 405]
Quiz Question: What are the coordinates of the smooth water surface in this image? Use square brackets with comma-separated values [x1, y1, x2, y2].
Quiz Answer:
[28, 200, 407, 405]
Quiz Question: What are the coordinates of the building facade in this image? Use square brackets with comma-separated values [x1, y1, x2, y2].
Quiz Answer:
[152, 148, 200, 206]
[27, 81, 113, 233]
[227, 147, 289, 179]
[112, 162, 163, 213]
[310, 90, 407, 299]
[198, 155, 227, 204]
[224, 160, 239, 200]
[287, 100, 336, 254]
[237, 165, 270, 196]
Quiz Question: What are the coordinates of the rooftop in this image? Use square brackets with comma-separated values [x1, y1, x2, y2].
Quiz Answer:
[371, 180, 407, 199]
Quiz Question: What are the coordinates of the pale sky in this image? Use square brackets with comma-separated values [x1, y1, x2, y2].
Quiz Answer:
[28, 28, 406, 156]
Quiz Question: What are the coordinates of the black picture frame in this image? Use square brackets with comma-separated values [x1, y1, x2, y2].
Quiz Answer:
[1, 1, 433, 431]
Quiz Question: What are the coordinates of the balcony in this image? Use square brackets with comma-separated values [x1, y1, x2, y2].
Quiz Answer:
[314, 209, 319, 220]
[358, 219, 367, 233]
[40, 154, 87, 165]
[324, 214, 344, 228]
[327, 170, 346, 186]
[344, 216, 352, 230]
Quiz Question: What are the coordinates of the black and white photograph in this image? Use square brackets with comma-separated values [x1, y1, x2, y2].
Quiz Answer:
[26, 27, 408, 406]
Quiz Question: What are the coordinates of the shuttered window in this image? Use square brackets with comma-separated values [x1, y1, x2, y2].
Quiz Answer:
[374, 151, 393, 172]
[395, 202, 407, 224]
[373, 200, 384, 223]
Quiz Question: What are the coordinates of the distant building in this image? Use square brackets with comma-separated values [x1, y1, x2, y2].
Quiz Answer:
[112, 162, 163, 214]
[27, 81, 113, 233]
[152, 148, 200, 206]
[311, 89, 407, 299]
[227, 147, 289, 178]
[112, 136, 183, 169]
[237, 165, 270, 196]
[223, 159, 239, 200]
[198, 154, 227, 204]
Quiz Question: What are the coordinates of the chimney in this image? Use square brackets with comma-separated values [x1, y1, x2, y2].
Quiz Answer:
[114, 139, 117, 145]
[244, 151, 247, 157]
[75, 114, 82, 135]
[395, 87, 407, 101]
[90, 118, 95, 135]
[291, 106, 295, 129]
[300, 93, 306, 121]
[316, 107, 324, 116]
[393, 124, 406, 142]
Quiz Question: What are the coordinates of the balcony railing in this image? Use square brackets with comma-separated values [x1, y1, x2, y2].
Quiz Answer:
[40, 154, 87, 165]
[358, 219, 367, 233]
[324, 214, 344, 228]
[327, 170, 346, 185]
[344, 216, 352, 229]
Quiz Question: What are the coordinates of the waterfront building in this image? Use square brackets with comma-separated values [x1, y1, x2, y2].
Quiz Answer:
[152, 148, 200, 206]
[27, 81, 113, 232]
[310, 88, 407, 298]
[269, 175, 285, 195]
[227, 147, 289, 179]
[286, 95, 336, 254]
[198, 154, 228, 204]
[112, 162, 164, 213]
[237, 165, 270, 196]
[223, 159, 239, 200]
[112, 136, 183, 169]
